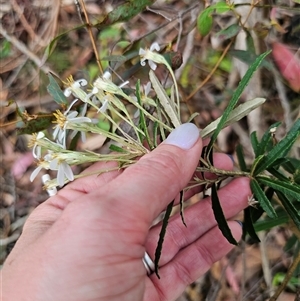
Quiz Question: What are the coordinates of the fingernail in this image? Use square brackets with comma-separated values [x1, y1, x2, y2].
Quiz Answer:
[164, 123, 200, 150]
[235, 220, 243, 228]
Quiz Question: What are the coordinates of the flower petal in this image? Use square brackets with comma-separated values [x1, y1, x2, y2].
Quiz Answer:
[30, 165, 43, 182]
[62, 162, 74, 181]
[139, 48, 146, 55]
[77, 79, 87, 86]
[150, 42, 160, 52]
[144, 82, 151, 96]
[148, 60, 157, 71]
[57, 165, 65, 187]
[64, 88, 72, 97]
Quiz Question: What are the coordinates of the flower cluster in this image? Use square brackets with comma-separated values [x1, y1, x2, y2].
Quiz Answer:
[29, 42, 180, 194]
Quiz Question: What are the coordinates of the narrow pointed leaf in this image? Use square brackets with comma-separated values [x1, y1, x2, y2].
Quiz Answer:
[253, 118, 300, 175]
[154, 200, 174, 278]
[257, 176, 300, 201]
[211, 183, 238, 245]
[250, 131, 259, 157]
[276, 191, 300, 229]
[236, 144, 247, 171]
[215, 24, 240, 42]
[250, 179, 277, 218]
[256, 122, 281, 156]
[149, 70, 180, 128]
[243, 207, 260, 241]
[201, 98, 265, 139]
[267, 167, 290, 181]
[206, 51, 271, 154]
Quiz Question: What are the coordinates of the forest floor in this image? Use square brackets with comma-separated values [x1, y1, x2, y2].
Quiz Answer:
[1, 0, 300, 300]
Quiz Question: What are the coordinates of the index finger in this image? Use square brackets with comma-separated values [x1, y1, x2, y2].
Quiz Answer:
[94, 123, 202, 226]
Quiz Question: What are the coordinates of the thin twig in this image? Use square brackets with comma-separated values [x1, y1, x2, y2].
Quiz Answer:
[186, 39, 234, 102]
[78, 0, 103, 74]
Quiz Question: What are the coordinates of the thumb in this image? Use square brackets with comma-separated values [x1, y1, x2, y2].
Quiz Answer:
[103, 123, 203, 224]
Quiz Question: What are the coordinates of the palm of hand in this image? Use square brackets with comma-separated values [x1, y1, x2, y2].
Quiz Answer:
[2, 141, 251, 301]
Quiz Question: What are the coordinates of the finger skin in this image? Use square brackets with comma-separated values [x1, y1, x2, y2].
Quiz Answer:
[144, 221, 243, 301]
[86, 138, 203, 228]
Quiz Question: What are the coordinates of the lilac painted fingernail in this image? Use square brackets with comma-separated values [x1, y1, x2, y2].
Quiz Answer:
[164, 123, 200, 150]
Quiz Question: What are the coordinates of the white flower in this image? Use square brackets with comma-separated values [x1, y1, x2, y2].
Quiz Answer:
[139, 42, 161, 70]
[42, 174, 57, 196]
[144, 81, 152, 96]
[30, 152, 74, 187]
[64, 77, 87, 98]
[93, 73, 129, 95]
[32, 132, 45, 159]
[30, 153, 53, 182]
[49, 157, 74, 187]
[53, 109, 92, 148]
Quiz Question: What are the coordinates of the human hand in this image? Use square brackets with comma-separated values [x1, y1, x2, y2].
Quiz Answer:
[2, 123, 251, 301]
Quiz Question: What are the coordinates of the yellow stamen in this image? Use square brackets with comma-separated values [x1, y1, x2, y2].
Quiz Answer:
[52, 110, 67, 129]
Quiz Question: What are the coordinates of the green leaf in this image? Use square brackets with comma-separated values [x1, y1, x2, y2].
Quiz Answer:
[95, 0, 155, 29]
[250, 131, 259, 157]
[109, 144, 127, 153]
[215, 24, 240, 42]
[256, 122, 281, 156]
[201, 98, 266, 139]
[149, 70, 180, 128]
[250, 179, 277, 218]
[293, 168, 300, 184]
[276, 191, 300, 229]
[206, 51, 271, 154]
[250, 154, 265, 176]
[214, 1, 231, 13]
[229, 49, 274, 71]
[257, 176, 300, 201]
[282, 158, 300, 174]
[254, 214, 289, 232]
[17, 112, 54, 135]
[236, 144, 247, 172]
[252, 118, 300, 175]
[243, 207, 261, 242]
[154, 200, 174, 278]
[47, 73, 68, 106]
[197, 10, 213, 37]
[211, 183, 238, 245]
[267, 167, 290, 181]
